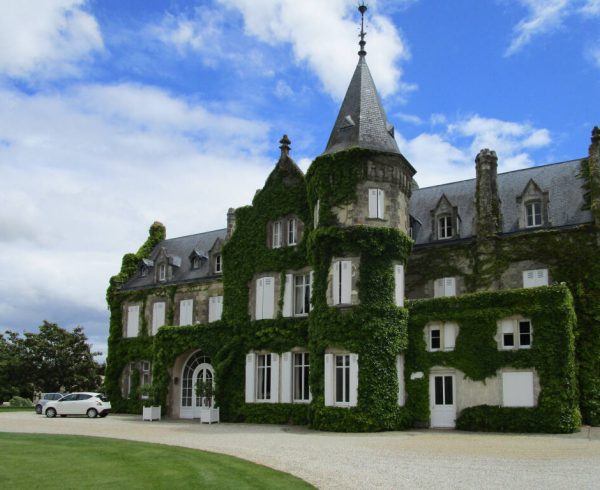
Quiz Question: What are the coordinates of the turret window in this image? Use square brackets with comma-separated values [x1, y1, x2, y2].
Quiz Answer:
[368, 188, 384, 219]
[272, 221, 282, 248]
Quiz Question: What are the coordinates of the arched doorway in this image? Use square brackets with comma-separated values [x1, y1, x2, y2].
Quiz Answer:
[179, 351, 214, 419]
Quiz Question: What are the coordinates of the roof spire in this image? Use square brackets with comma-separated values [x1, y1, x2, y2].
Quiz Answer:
[279, 134, 291, 158]
[358, 3, 367, 57]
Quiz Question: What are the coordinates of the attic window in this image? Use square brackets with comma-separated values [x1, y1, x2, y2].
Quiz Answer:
[158, 263, 166, 282]
[215, 254, 222, 274]
[438, 215, 453, 239]
[191, 256, 201, 270]
[526, 201, 542, 227]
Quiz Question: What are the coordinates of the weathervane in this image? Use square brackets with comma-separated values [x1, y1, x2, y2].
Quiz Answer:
[358, 2, 367, 57]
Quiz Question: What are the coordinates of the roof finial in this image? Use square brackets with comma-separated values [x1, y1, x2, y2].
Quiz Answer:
[358, 3, 367, 58]
[279, 134, 291, 158]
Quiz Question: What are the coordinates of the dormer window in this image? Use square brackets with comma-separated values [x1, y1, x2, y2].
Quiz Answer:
[141, 266, 149, 277]
[288, 218, 297, 245]
[215, 254, 222, 274]
[438, 215, 453, 239]
[158, 263, 166, 282]
[192, 256, 201, 270]
[526, 201, 542, 227]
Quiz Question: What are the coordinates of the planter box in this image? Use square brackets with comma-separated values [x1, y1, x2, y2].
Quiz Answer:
[199, 407, 219, 424]
[142, 406, 161, 421]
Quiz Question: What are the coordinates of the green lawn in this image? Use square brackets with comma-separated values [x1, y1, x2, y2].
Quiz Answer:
[0, 406, 34, 412]
[0, 433, 314, 489]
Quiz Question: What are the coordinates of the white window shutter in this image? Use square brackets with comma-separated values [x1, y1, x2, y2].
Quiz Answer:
[537, 269, 548, 286]
[523, 270, 535, 288]
[445, 277, 456, 297]
[396, 354, 405, 406]
[216, 296, 223, 321]
[282, 274, 293, 317]
[324, 354, 334, 406]
[263, 277, 275, 319]
[377, 189, 384, 218]
[127, 305, 139, 337]
[394, 264, 405, 307]
[502, 371, 534, 407]
[255, 278, 264, 320]
[179, 299, 193, 326]
[444, 322, 457, 351]
[368, 189, 378, 218]
[349, 354, 359, 407]
[332, 261, 340, 305]
[434, 278, 444, 298]
[341, 260, 352, 304]
[270, 353, 280, 403]
[314, 199, 320, 228]
[501, 319, 514, 335]
[280, 352, 292, 403]
[208, 297, 217, 323]
[245, 353, 256, 403]
[152, 302, 165, 335]
[309, 271, 314, 308]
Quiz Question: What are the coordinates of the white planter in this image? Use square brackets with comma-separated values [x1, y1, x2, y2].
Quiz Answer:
[199, 407, 220, 424]
[142, 406, 161, 421]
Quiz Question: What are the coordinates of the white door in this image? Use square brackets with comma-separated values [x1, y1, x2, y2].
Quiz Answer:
[192, 363, 215, 418]
[430, 373, 456, 428]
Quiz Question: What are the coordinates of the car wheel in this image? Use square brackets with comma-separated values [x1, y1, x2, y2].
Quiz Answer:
[35, 405, 42, 414]
[99, 413, 107, 418]
[86, 408, 98, 418]
[45, 407, 56, 418]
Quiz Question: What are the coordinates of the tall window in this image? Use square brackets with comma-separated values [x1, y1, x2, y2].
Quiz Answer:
[314, 199, 320, 228]
[294, 273, 311, 315]
[256, 354, 272, 400]
[335, 354, 351, 404]
[526, 201, 542, 227]
[158, 263, 166, 281]
[293, 353, 310, 402]
[215, 254, 222, 273]
[430, 328, 441, 350]
[438, 215, 453, 239]
[288, 218, 297, 245]
[368, 188, 385, 219]
[332, 260, 352, 305]
[272, 221, 282, 248]
[519, 320, 532, 347]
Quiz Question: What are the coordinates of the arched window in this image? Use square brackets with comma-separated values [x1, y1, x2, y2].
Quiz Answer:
[181, 351, 212, 408]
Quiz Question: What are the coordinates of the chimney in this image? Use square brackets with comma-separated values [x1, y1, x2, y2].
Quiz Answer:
[474, 149, 502, 238]
[588, 127, 600, 230]
[226, 207, 236, 239]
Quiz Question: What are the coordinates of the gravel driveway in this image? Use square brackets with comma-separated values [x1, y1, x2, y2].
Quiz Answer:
[1, 412, 599, 489]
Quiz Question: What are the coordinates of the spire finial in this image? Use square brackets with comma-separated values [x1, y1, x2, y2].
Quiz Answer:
[358, 3, 367, 57]
[279, 134, 291, 158]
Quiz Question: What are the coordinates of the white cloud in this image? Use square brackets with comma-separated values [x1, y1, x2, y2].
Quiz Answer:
[0, 83, 277, 356]
[394, 112, 423, 125]
[506, 0, 600, 56]
[589, 46, 600, 67]
[0, 0, 103, 79]
[275, 80, 294, 99]
[398, 115, 552, 187]
[158, 0, 411, 100]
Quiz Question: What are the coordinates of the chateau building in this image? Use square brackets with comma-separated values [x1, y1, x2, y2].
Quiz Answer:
[106, 7, 600, 432]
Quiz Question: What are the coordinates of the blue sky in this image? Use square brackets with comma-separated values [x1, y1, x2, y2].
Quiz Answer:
[1, 0, 599, 359]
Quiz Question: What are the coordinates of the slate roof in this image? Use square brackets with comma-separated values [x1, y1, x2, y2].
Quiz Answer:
[121, 228, 227, 291]
[323, 56, 401, 155]
[410, 159, 592, 245]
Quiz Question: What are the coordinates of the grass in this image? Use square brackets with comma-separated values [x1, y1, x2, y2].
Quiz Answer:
[0, 406, 34, 412]
[0, 432, 314, 489]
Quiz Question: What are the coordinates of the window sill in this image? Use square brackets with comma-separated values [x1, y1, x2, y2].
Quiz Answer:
[366, 217, 386, 221]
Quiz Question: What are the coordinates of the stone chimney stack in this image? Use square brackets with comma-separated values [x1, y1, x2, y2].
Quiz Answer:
[475, 149, 502, 238]
[226, 207, 236, 239]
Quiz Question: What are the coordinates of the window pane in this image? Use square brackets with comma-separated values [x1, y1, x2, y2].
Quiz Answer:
[504, 333, 514, 347]
[431, 329, 441, 349]
[519, 321, 531, 346]
[434, 376, 444, 405]
[444, 376, 453, 405]
[336, 362, 344, 402]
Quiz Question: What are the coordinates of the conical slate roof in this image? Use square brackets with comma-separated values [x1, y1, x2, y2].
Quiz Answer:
[323, 56, 400, 155]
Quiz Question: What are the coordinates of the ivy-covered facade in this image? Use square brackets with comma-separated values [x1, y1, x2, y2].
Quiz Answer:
[105, 23, 600, 432]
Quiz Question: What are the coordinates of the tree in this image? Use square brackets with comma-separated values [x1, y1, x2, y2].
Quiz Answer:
[0, 321, 101, 400]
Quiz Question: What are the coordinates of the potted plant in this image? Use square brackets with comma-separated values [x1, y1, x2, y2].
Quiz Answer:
[139, 384, 161, 421]
[195, 379, 219, 424]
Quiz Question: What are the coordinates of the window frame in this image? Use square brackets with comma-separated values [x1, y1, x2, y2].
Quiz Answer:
[334, 354, 351, 406]
[288, 218, 297, 246]
[525, 200, 542, 228]
[256, 353, 272, 402]
[294, 273, 311, 316]
[438, 215, 453, 239]
[272, 221, 282, 248]
[292, 352, 310, 403]
[158, 263, 167, 282]
[500, 318, 533, 350]
[368, 188, 385, 219]
[214, 254, 222, 274]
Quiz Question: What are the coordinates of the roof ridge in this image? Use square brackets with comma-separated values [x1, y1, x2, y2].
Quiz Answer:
[159, 228, 227, 243]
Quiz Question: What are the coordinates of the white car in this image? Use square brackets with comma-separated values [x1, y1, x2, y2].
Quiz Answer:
[44, 392, 111, 418]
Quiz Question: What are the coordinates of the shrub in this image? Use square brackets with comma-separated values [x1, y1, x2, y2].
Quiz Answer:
[9, 396, 33, 408]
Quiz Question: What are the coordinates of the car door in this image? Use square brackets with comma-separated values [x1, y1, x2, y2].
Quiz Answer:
[56, 394, 78, 414]
[74, 394, 93, 414]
